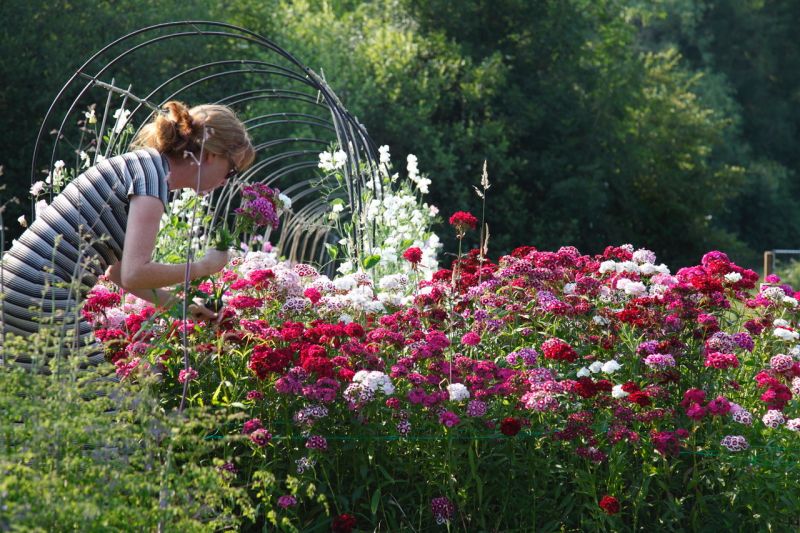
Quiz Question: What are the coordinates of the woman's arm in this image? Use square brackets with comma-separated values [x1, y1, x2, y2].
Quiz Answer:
[105, 261, 175, 308]
[119, 195, 229, 290]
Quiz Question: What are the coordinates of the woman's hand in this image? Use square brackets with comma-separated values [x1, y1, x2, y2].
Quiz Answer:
[188, 299, 221, 323]
[197, 248, 230, 277]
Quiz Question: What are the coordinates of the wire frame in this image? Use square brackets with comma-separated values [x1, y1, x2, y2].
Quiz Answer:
[30, 20, 387, 269]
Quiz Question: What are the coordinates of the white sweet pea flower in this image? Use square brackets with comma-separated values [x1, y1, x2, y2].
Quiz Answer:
[612, 384, 629, 399]
[601, 360, 622, 374]
[29, 181, 45, 197]
[112, 108, 130, 134]
[447, 383, 470, 401]
[379, 145, 391, 165]
[35, 200, 48, 216]
[333, 150, 347, 169]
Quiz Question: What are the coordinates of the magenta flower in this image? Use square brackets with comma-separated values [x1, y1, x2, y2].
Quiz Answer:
[178, 367, 199, 383]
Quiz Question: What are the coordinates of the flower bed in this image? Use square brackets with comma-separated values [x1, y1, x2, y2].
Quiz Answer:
[84, 243, 800, 530]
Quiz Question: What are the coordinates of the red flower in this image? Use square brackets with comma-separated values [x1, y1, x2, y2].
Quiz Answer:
[344, 322, 365, 338]
[331, 513, 357, 533]
[448, 211, 478, 234]
[599, 495, 620, 515]
[541, 338, 578, 362]
[500, 417, 522, 436]
[403, 246, 423, 265]
[304, 287, 322, 303]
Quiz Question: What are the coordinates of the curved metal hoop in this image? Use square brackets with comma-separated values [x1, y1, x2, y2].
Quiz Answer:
[31, 20, 387, 268]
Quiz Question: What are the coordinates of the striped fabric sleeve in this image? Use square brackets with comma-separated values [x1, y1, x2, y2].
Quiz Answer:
[125, 149, 170, 207]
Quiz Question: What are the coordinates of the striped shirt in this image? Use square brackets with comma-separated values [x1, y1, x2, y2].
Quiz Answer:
[1, 148, 169, 363]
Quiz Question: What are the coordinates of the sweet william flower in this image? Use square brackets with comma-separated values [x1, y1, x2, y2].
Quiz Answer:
[599, 495, 620, 515]
[448, 211, 478, 237]
[447, 383, 470, 402]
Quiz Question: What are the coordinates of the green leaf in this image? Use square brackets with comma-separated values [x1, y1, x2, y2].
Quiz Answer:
[324, 243, 339, 260]
[363, 254, 381, 269]
[370, 487, 381, 516]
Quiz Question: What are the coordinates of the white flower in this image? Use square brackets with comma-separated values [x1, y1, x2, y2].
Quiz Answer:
[354, 370, 394, 395]
[112, 108, 130, 134]
[278, 193, 292, 210]
[428, 204, 439, 216]
[54, 160, 65, 171]
[632, 249, 657, 264]
[724, 272, 742, 283]
[407, 154, 419, 180]
[84, 107, 97, 124]
[563, 283, 577, 295]
[639, 263, 658, 276]
[79, 150, 91, 169]
[601, 360, 622, 374]
[379, 145, 391, 165]
[318, 151, 334, 171]
[331, 203, 344, 213]
[447, 383, 470, 401]
[17, 215, 26, 227]
[333, 275, 357, 292]
[588, 361, 604, 374]
[617, 279, 646, 297]
[29, 181, 45, 197]
[784, 296, 798, 308]
[336, 261, 354, 275]
[612, 384, 629, 399]
[774, 318, 790, 328]
[35, 200, 48, 216]
[598, 261, 616, 274]
[333, 150, 347, 169]
[338, 313, 353, 324]
[592, 315, 609, 326]
[774, 327, 800, 341]
[577, 367, 591, 378]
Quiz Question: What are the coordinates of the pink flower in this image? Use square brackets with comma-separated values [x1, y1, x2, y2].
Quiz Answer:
[277, 495, 297, 509]
[704, 352, 739, 370]
[461, 332, 481, 346]
[178, 367, 199, 383]
[438, 410, 460, 428]
[249, 428, 272, 447]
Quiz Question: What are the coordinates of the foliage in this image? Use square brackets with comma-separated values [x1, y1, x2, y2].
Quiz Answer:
[0, 362, 255, 530]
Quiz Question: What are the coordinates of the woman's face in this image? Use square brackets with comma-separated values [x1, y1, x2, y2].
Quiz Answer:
[197, 152, 237, 194]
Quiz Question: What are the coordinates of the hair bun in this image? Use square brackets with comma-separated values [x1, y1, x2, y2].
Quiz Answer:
[153, 100, 201, 154]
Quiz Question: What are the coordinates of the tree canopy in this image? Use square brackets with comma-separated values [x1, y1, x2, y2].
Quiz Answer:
[2, 0, 796, 268]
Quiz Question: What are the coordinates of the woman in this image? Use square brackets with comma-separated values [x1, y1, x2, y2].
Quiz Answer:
[0, 101, 255, 368]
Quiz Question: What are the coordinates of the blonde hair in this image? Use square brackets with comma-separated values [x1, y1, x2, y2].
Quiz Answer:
[132, 101, 255, 170]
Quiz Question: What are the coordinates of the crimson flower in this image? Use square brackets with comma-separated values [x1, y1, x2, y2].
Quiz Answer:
[403, 246, 423, 265]
[500, 417, 522, 436]
[331, 513, 357, 533]
[448, 211, 478, 236]
[599, 495, 620, 515]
